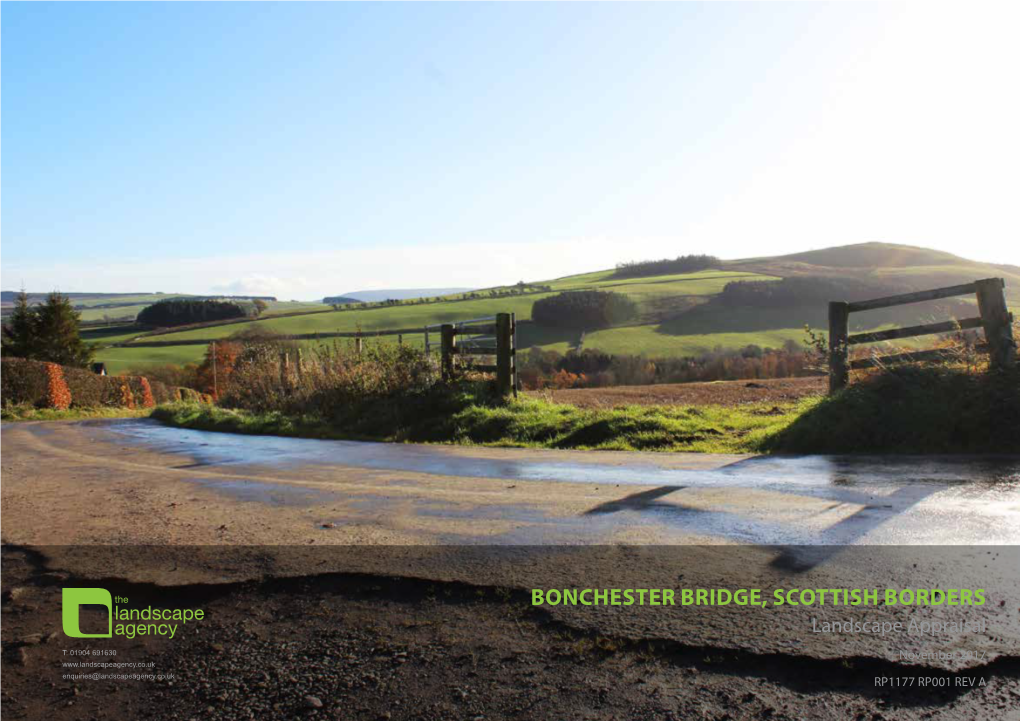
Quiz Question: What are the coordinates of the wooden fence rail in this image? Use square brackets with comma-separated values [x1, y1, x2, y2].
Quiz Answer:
[828, 277, 1015, 394]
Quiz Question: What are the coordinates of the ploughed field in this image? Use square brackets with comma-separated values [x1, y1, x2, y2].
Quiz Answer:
[526, 376, 826, 408]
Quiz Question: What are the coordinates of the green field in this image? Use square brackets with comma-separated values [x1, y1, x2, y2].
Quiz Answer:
[93, 270, 777, 371]
[78, 304, 153, 322]
[89, 243, 1019, 373]
[76, 298, 327, 323]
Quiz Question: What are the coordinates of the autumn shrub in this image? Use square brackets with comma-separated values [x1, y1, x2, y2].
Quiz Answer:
[137, 377, 156, 408]
[195, 340, 244, 397]
[44, 363, 72, 410]
[118, 382, 136, 409]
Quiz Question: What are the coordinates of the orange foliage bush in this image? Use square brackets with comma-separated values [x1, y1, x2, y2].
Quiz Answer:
[137, 377, 156, 408]
[44, 363, 72, 410]
[195, 341, 243, 398]
[119, 383, 135, 409]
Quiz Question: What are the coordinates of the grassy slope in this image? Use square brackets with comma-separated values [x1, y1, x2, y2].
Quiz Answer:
[731, 242, 1020, 303]
[94, 243, 1018, 372]
[764, 365, 1020, 453]
[78, 304, 154, 322]
[95, 270, 773, 370]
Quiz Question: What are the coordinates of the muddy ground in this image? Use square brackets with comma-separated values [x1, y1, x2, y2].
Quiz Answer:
[527, 377, 825, 409]
[4, 547, 1020, 721]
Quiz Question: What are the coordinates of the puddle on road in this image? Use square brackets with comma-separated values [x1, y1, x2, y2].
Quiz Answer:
[86, 420, 1020, 546]
[98, 420, 1020, 496]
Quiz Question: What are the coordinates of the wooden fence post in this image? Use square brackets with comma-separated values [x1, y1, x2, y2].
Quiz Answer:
[828, 301, 850, 394]
[440, 324, 456, 381]
[511, 312, 518, 397]
[975, 277, 1016, 369]
[397, 334, 403, 346]
[296, 348, 304, 385]
[280, 350, 290, 390]
[211, 340, 218, 399]
[496, 313, 513, 396]
[355, 335, 363, 356]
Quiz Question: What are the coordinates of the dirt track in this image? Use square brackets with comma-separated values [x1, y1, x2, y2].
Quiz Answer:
[527, 376, 825, 408]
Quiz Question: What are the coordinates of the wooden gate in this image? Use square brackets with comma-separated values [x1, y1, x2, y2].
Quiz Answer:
[828, 277, 1015, 394]
[433, 312, 517, 396]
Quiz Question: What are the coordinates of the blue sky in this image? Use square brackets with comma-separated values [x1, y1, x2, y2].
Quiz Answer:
[3, 2, 1018, 299]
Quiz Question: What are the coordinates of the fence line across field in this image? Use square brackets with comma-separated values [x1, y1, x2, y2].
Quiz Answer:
[828, 277, 1015, 394]
[243, 312, 519, 397]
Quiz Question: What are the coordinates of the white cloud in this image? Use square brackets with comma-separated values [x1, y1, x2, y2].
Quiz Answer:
[1, 238, 627, 301]
[211, 275, 298, 297]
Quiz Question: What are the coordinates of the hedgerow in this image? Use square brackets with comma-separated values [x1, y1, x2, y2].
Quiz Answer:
[1, 356, 205, 410]
[1, 358, 51, 407]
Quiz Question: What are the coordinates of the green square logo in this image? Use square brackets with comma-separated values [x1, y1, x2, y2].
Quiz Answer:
[62, 588, 112, 638]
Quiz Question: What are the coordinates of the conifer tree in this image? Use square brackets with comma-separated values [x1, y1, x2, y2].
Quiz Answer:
[14, 292, 96, 367]
[1, 290, 38, 358]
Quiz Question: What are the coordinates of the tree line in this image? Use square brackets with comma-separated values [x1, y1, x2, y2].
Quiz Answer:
[612, 254, 721, 279]
[532, 290, 638, 329]
[136, 298, 267, 327]
[713, 276, 902, 307]
[1, 291, 95, 367]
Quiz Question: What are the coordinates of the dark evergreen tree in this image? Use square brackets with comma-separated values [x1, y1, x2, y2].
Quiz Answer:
[32, 292, 95, 367]
[1, 290, 38, 358]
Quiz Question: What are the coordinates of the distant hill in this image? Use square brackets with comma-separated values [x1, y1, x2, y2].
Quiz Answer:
[339, 288, 473, 302]
[754, 242, 970, 269]
[1, 291, 276, 308]
[76, 242, 1020, 373]
[1, 291, 299, 324]
[728, 242, 1020, 304]
[322, 296, 363, 305]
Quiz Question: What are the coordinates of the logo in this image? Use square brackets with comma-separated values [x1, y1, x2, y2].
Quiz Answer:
[62, 588, 113, 638]
[61, 589, 206, 639]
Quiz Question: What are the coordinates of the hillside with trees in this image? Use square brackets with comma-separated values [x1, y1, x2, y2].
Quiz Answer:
[71, 242, 1020, 373]
[531, 291, 638, 329]
[612, 254, 721, 279]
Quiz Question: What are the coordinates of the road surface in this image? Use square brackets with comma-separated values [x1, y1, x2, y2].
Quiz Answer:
[4, 418, 1020, 672]
[3, 418, 1018, 548]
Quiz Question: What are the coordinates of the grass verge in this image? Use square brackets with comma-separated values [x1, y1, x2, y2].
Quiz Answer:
[1, 405, 155, 422]
[152, 390, 812, 453]
[152, 365, 1020, 455]
[763, 365, 1020, 454]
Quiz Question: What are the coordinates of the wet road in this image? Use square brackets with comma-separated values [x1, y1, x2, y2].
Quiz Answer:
[5, 419, 1020, 670]
[3, 418, 1017, 547]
